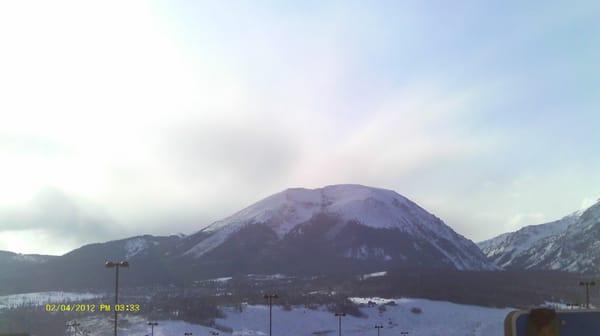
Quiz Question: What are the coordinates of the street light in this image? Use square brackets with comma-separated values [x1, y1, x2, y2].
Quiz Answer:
[334, 312, 346, 336]
[375, 325, 384, 336]
[147, 321, 158, 336]
[105, 260, 129, 336]
[264, 293, 279, 336]
[579, 280, 596, 308]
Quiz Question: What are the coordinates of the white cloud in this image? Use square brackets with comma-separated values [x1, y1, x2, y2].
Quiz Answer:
[507, 213, 547, 232]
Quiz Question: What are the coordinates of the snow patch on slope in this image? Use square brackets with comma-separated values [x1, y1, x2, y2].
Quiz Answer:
[360, 271, 387, 280]
[0, 291, 102, 310]
[124, 238, 150, 259]
[344, 246, 392, 261]
[11, 254, 52, 263]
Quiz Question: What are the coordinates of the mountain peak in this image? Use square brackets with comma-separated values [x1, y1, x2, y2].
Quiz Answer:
[202, 184, 427, 237]
[183, 184, 494, 271]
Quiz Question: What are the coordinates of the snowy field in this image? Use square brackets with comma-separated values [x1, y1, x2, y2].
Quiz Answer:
[68, 315, 221, 336]
[0, 291, 103, 309]
[69, 297, 512, 336]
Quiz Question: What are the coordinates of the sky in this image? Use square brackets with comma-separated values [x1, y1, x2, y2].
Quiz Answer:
[1, 1, 599, 255]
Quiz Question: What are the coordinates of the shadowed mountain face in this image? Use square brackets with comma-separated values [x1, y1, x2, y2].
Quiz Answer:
[0, 251, 58, 294]
[480, 200, 600, 273]
[1, 185, 496, 293]
[0, 251, 57, 275]
[0, 235, 185, 293]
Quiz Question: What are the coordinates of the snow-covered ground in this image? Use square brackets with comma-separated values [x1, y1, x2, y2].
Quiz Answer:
[70, 315, 221, 336]
[72, 297, 512, 336]
[0, 292, 512, 335]
[215, 298, 512, 336]
[0, 291, 103, 309]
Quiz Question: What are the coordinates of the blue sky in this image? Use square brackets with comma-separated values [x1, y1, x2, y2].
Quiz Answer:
[0, 1, 599, 254]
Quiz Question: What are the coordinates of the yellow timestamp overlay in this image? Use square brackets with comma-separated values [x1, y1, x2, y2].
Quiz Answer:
[45, 303, 141, 313]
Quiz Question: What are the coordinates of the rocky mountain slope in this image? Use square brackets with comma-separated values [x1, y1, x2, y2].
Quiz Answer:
[478, 212, 580, 268]
[479, 200, 600, 273]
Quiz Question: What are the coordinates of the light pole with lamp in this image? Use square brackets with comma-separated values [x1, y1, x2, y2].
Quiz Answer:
[334, 312, 346, 336]
[264, 293, 279, 336]
[147, 321, 158, 336]
[579, 280, 596, 308]
[105, 260, 129, 336]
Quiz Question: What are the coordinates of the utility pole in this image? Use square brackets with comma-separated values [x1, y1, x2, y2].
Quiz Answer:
[375, 324, 383, 336]
[264, 293, 279, 336]
[335, 312, 346, 336]
[579, 280, 596, 308]
[147, 321, 158, 336]
[105, 260, 129, 336]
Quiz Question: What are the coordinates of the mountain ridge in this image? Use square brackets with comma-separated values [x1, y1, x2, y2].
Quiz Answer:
[1, 184, 497, 293]
[479, 200, 600, 273]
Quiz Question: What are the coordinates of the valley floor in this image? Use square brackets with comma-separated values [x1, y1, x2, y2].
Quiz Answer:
[62, 297, 513, 336]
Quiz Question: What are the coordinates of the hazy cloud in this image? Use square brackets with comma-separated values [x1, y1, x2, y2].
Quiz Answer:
[1, 1, 600, 253]
[0, 188, 117, 253]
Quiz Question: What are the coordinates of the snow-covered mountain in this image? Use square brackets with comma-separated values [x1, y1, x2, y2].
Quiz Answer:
[181, 184, 496, 273]
[479, 200, 600, 273]
[478, 212, 580, 268]
[1, 185, 497, 293]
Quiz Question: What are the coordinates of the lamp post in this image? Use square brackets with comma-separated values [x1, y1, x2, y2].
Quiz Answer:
[148, 321, 158, 336]
[579, 280, 596, 308]
[264, 293, 278, 336]
[334, 312, 346, 336]
[105, 260, 129, 336]
[375, 325, 383, 336]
